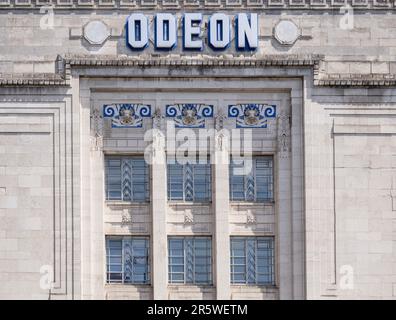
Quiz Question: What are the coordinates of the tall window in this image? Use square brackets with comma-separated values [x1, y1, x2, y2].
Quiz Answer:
[106, 236, 150, 284]
[105, 156, 149, 202]
[168, 237, 212, 285]
[230, 237, 275, 285]
[167, 157, 211, 202]
[229, 156, 273, 202]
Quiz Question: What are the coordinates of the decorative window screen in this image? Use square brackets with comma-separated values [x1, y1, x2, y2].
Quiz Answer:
[168, 237, 212, 285]
[229, 156, 273, 201]
[167, 157, 211, 202]
[105, 156, 149, 202]
[230, 237, 275, 285]
[106, 236, 150, 284]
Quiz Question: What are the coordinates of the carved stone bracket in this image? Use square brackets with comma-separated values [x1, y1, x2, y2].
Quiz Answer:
[90, 107, 103, 151]
[215, 110, 227, 131]
[183, 209, 194, 225]
[246, 209, 257, 225]
[121, 209, 133, 226]
[277, 111, 291, 158]
[152, 107, 165, 131]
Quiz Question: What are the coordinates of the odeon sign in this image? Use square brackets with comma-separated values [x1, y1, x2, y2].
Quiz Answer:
[126, 13, 259, 51]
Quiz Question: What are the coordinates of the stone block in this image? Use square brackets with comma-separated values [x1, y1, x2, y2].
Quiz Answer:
[371, 62, 389, 74]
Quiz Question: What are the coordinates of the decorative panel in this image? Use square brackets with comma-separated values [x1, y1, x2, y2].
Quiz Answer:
[103, 103, 151, 128]
[166, 104, 213, 128]
[228, 104, 276, 128]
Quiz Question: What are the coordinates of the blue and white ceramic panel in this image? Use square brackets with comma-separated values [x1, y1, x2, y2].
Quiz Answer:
[228, 104, 276, 128]
[103, 103, 151, 128]
[166, 104, 214, 128]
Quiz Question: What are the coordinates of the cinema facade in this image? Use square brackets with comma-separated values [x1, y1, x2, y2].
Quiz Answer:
[0, 1, 396, 300]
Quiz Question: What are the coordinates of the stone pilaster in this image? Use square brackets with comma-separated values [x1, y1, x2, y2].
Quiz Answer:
[214, 126, 231, 299]
[151, 112, 168, 300]
[277, 109, 293, 299]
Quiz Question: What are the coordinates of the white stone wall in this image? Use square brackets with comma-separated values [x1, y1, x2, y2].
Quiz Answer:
[0, 91, 77, 300]
[0, 5, 395, 300]
[0, 11, 396, 77]
[305, 88, 396, 299]
[79, 79, 302, 300]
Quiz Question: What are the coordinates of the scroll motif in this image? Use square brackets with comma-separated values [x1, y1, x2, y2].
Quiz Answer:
[103, 103, 151, 128]
[228, 104, 276, 128]
[166, 103, 213, 128]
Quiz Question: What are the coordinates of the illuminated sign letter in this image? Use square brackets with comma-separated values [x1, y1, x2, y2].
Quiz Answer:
[155, 13, 177, 49]
[127, 13, 149, 50]
[236, 13, 258, 50]
[183, 13, 203, 50]
[208, 13, 230, 50]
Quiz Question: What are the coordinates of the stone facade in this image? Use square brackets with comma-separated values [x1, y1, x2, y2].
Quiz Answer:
[0, 2, 395, 300]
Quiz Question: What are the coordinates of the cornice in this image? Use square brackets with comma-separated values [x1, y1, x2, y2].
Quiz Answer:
[314, 73, 396, 86]
[63, 53, 323, 67]
[1, 54, 396, 87]
[0, 0, 395, 10]
[0, 72, 67, 86]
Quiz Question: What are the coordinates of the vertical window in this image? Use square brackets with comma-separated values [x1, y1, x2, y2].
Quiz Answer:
[167, 157, 211, 202]
[105, 156, 149, 202]
[106, 236, 150, 284]
[230, 237, 275, 285]
[168, 237, 212, 285]
[229, 156, 273, 202]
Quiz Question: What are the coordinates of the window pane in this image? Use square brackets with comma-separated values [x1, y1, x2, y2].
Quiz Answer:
[167, 158, 211, 202]
[168, 163, 184, 200]
[229, 159, 245, 201]
[168, 237, 212, 285]
[108, 273, 123, 283]
[232, 273, 246, 283]
[106, 236, 150, 284]
[105, 156, 149, 202]
[229, 156, 274, 202]
[131, 159, 149, 201]
[255, 157, 273, 201]
[194, 163, 211, 202]
[230, 237, 274, 285]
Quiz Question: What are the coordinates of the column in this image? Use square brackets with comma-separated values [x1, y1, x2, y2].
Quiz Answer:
[214, 130, 231, 299]
[151, 112, 168, 300]
[277, 107, 293, 299]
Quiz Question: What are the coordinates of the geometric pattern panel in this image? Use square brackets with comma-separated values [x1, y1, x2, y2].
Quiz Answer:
[166, 103, 213, 128]
[103, 103, 151, 128]
[228, 103, 276, 128]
